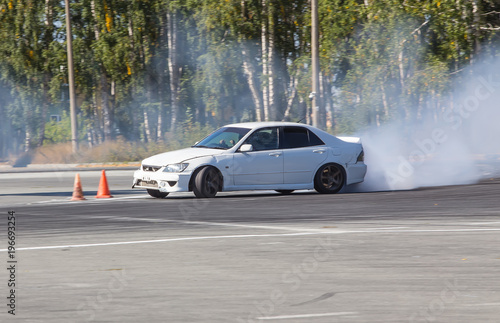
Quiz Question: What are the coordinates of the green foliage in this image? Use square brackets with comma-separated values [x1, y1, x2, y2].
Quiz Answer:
[169, 120, 215, 149]
[31, 120, 215, 164]
[2, 0, 500, 160]
[43, 113, 72, 144]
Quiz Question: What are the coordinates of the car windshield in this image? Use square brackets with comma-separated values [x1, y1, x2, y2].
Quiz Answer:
[193, 127, 251, 150]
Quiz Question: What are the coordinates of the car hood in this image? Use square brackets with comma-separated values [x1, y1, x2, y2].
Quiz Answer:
[141, 147, 225, 166]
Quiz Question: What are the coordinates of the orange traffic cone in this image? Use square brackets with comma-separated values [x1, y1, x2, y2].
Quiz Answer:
[70, 173, 86, 201]
[96, 170, 113, 198]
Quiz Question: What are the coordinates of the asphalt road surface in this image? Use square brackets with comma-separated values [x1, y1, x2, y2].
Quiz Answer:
[0, 170, 499, 322]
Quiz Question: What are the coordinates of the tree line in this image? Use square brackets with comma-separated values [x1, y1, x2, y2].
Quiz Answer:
[1, 0, 499, 159]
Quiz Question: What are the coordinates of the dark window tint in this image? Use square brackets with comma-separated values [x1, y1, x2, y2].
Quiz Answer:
[282, 127, 325, 149]
[308, 131, 324, 146]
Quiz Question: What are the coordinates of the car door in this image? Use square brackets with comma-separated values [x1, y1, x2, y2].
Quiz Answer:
[232, 127, 283, 186]
[282, 126, 328, 184]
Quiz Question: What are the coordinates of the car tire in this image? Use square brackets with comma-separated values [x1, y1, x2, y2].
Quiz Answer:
[193, 166, 222, 198]
[147, 189, 169, 198]
[275, 190, 294, 194]
[314, 163, 345, 194]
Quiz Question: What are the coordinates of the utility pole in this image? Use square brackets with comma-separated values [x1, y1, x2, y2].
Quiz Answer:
[311, 0, 320, 128]
[65, 0, 78, 153]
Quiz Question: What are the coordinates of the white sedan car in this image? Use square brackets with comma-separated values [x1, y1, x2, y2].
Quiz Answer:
[132, 122, 367, 198]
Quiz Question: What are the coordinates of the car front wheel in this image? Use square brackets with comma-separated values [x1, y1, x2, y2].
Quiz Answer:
[314, 163, 345, 194]
[193, 166, 222, 198]
[147, 189, 169, 198]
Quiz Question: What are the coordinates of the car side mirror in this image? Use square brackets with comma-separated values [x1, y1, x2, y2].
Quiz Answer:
[239, 144, 253, 152]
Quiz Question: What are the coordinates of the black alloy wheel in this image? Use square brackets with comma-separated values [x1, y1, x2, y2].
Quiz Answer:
[193, 166, 222, 198]
[314, 163, 345, 194]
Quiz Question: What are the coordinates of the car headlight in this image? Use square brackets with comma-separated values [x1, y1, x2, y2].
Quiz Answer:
[163, 163, 189, 173]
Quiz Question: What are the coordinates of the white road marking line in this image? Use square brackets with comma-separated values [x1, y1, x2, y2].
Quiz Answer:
[363, 226, 409, 230]
[26, 194, 148, 205]
[95, 216, 500, 234]
[0, 232, 320, 252]
[90, 215, 335, 233]
[21, 191, 290, 206]
[3, 225, 500, 252]
[463, 303, 500, 306]
[461, 221, 500, 226]
[102, 195, 147, 200]
[28, 199, 69, 204]
[256, 312, 357, 320]
[358, 228, 500, 233]
[77, 195, 148, 202]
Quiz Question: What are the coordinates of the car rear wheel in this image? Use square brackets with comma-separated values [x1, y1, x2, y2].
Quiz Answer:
[147, 189, 169, 198]
[314, 163, 345, 194]
[193, 166, 222, 198]
[275, 190, 294, 194]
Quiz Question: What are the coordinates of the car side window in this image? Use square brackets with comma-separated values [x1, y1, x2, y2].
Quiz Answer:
[282, 126, 325, 149]
[244, 127, 279, 151]
[308, 131, 324, 146]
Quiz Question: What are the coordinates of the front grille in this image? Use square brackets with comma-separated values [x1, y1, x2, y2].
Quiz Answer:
[143, 165, 162, 172]
[137, 180, 158, 188]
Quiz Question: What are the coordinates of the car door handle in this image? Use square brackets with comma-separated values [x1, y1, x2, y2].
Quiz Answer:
[313, 149, 326, 154]
[269, 152, 282, 157]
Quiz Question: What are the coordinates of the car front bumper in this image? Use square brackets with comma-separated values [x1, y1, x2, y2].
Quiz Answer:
[132, 168, 191, 193]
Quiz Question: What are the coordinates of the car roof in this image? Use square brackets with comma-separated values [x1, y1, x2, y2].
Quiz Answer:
[224, 121, 315, 130]
[223, 121, 346, 145]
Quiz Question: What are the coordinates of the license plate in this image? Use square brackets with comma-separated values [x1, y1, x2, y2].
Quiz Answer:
[142, 176, 151, 181]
